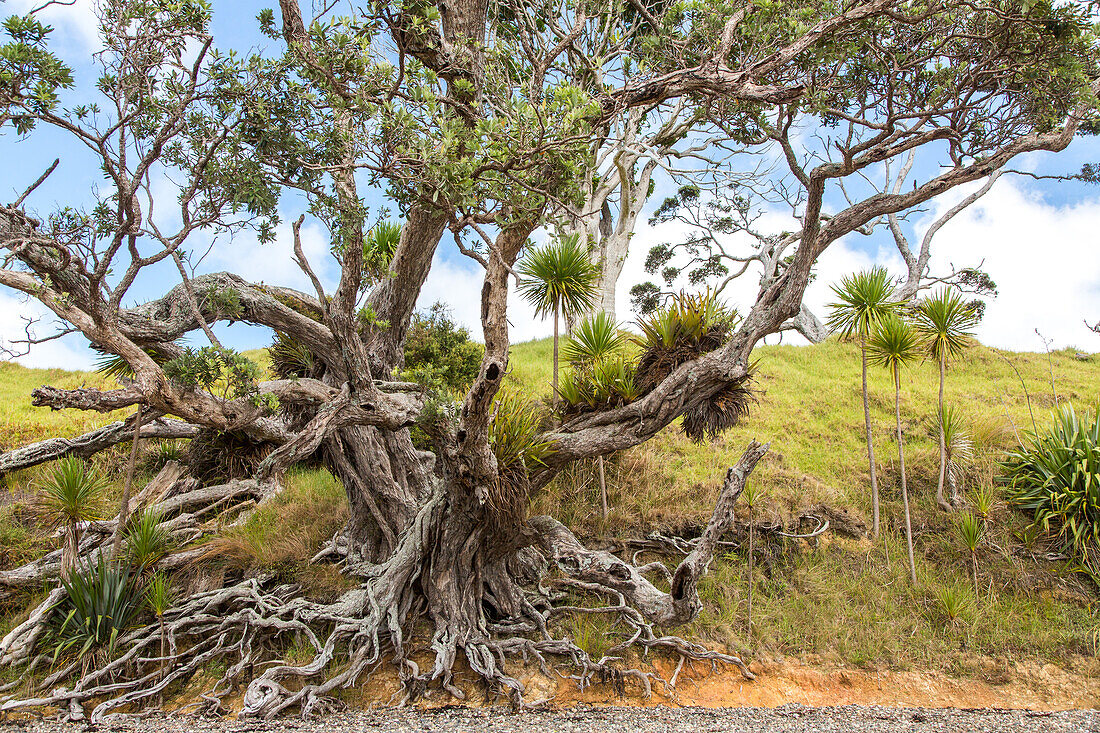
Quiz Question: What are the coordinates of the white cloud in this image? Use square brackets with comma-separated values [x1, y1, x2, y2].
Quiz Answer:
[615, 177, 1100, 353]
[0, 292, 93, 370]
[416, 252, 550, 344]
[6, 0, 100, 55]
[914, 178, 1100, 352]
[201, 219, 336, 294]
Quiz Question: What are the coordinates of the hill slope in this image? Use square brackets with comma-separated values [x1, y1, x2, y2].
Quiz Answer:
[1, 339, 1098, 676]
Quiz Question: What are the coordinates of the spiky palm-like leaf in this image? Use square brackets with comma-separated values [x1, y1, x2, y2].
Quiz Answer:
[913, 287, 980, 363]
[144, 571, 175, 617]
[268, 331, 322, 380]
[633, 289, 739, 394]
[487, 393, 555, 528]
[93, 345, 171, 383]
[941, 405, 974, 493]
[866, 314, 922, 380]
[934, 584, 972, 624]
[1001, 405, 1100, 560]
[34, 458, 107, 531]
[825, 266, 901, 339]
[563, 312, 623, 365]
[516, 235, 600, 319]
[363, 221, 401, 280]
[124, 509, 176, 573]
[955, 511, 984, 552]
[47, 558, 141, 666]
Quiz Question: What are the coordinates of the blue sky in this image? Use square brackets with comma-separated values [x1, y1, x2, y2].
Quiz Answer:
[3, 0, 1100, 369]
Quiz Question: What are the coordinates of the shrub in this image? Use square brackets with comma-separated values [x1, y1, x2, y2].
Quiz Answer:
[185, 428, 274, 484]
[124, 509, 175, 573]
[402, 302, 484, 394]
[488, 393, 554, 527]
[934, 584, 972, 626]
[1001, 405, 1100, 562]
[47, 558, 141, 666]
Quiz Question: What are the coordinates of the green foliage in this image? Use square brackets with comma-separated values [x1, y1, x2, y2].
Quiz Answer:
[149, 439, 186, 469]
[124, 509, 175, 573]
[634, 289, 738, 392]
[866, 314, 922, 381]
[489, 393, 555, 478]
[559, 312, 637, 415]
[562, 312, 623, 365]
[631, 289, 752, 442]
[144, 571, 175, 618]
[401, 303, 484, 393]
[268, 331, 321, 380]
[362, 220, 401, 281]
[0, 14, 74, 134]
[47, 558, 141, 664]
[914, 287, 981, 363]
[934, 584, 972, 625]
[33, 458, 106, 530]
[164, 346, 277, 412]
[955, 512, 984, 553]
[1001, 405, 1100, 561]
[488, 392, 555, 526]
[970, 483, 998, 522]
[559, 353, 640, 414]
[826, 266, 901, 341]
[516, 234, 600, 320]
[203, 286, 243, 321]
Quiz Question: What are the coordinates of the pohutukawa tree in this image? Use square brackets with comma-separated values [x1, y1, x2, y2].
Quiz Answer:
[0, 0, 1097, 721]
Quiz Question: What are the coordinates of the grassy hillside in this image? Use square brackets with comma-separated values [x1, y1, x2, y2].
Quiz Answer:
[510, 337, 1099, 667]
[1, 338, 1098, 675]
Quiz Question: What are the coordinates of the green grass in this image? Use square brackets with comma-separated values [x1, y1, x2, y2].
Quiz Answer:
[0, 362, 127, 451]
[1, 337, 1097, 672]
[516, 337, 1099, 532]
[199, 467, 353, 598]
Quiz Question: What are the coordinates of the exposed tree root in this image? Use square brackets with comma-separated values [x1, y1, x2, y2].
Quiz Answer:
[0, 442, 768, 722]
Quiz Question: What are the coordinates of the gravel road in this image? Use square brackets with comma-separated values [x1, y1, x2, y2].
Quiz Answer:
[2, 705, 1098, 733]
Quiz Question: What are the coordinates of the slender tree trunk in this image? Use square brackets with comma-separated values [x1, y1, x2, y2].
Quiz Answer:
[970, 550, 979, 601]
[895, 370, 917, 584]
[746, 504, 754, 645]
[936, 350, 950, 510]
[861, 338, 880, 541]
[598, 455, 608, 520]
[62, 522, 80, 578]
[111, 405, 146, 559]
[552, 303, 560, 409]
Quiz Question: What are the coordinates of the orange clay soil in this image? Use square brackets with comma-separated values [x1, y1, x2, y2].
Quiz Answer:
[161, 654, 1098, 715]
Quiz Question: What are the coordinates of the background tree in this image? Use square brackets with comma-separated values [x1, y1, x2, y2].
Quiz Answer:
[827, 267, 900, 541]
[0, 0, 1097, 719]
[915, 288, 981, 510]
[867, 314, 924, 584]
[518, 235, 601, 408]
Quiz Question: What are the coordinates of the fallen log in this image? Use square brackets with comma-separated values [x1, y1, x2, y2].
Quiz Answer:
[0, 417, 199, 477]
